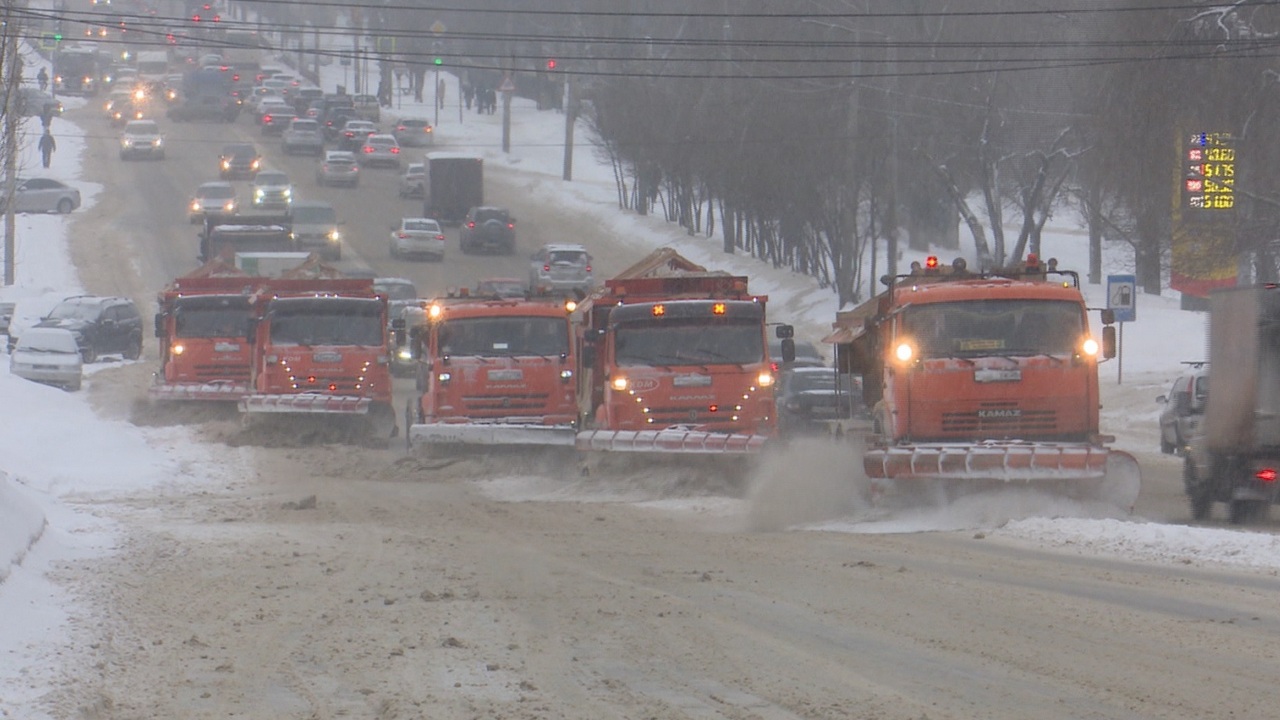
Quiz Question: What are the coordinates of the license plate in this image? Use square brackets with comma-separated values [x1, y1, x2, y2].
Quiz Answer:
[313, 351, 343, 363]
[673, 374, 712, 387]
[975, 369, 1021, 383]
[488, 369, 523, 381]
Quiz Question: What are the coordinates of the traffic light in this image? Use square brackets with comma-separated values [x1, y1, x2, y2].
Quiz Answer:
[433, 56, 443, 66]
[546, 58, 557, 70]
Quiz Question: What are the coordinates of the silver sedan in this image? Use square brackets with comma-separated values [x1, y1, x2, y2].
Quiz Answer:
[1, 177, 81, 214]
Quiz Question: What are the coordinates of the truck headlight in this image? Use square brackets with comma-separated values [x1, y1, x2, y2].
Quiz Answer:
[611, 376, 628, 391]
[1082, 337, 1099, 356]
[437, 371, 452, 383]
[328, 230, 341, 242]
[397, 348, 412, 360]
[757, 372, 775, 387]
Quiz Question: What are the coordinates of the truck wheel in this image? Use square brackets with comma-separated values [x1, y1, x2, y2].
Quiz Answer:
[1229, 499, 1265, 524]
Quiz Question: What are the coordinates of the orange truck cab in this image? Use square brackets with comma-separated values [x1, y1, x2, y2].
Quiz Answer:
[830, 256, 1138, 503]
[576, 273, 786, 453]
[241, 278, 396, 431]
[150, 271, 265, 402]
[407, 297, 578, 447]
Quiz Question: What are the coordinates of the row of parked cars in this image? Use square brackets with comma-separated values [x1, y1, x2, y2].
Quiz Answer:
[6, 295, 146, 392]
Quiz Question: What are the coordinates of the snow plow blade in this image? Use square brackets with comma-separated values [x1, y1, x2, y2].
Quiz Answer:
[148, 381, 249, 402]
[576, 429, 769, 454]
[409, 422, 577, 447]
[239, 393, 371, 414]
[864, 442, 1141, 510]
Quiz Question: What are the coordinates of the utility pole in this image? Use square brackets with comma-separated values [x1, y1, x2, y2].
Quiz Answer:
[3, 2, 20, 286]
[562, 73, 574, 181]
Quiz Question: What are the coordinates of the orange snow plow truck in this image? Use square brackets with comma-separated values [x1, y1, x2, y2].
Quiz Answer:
[575, 249, 790, 453]
[405, 295, 579, 448]
[827, 255, 1140, 508]
[149, 259, 265, 402]
[241, 277, 398, 435]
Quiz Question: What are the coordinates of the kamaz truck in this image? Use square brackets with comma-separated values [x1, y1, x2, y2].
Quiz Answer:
[828, 255, 1140, 510]
[1184, 285, 1280, 523]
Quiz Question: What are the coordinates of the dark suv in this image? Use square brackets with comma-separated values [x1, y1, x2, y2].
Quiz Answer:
[29, 295, 143, 363]
[459, 206, 516, 255]
[219, 143, 262, 180]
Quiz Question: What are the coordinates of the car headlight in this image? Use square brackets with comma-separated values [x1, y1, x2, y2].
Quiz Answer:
[282, 188, 291, 198]
[221, 159, 231, 170]
[121, 138, 133, 147]
[254, 189, 265, 199]
[328, 230, 341, 242]
[154, 138, 163, 147]
[223, 201, 236, 212]
[190, 201, 200, 212]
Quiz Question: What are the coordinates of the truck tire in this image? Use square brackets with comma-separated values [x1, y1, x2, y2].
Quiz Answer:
[1184, 459, 1212, 520]
[1229, 499, 1266, 524]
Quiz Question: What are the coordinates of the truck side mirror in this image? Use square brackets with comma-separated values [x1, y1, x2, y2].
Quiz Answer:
[781, 337, 796, 363]
[1102, 325, 1116, 359]
[1101, 308, 1116, 325]
[775, 324, 794, 339]
[154, 312, 165, 338]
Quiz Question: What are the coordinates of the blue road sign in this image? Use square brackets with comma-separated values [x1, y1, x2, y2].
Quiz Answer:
[1107, 274, 1137, 322]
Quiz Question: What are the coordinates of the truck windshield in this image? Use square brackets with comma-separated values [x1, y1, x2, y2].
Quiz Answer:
[614, 320, 763, 366]
[268, 301, 383, 346]
[174, 304, 248, 338]
[438, 316, 568, 357]
[901, 299, 1084, 357]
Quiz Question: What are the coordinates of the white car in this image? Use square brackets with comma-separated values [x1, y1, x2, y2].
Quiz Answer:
[119, 119, 165, 160]
[9, 327, 83, 391]
[189, 181, 237, 224]
[358, 133, 401, 168]
[251, 170, 293, 210]
[389, 217, 445, 261]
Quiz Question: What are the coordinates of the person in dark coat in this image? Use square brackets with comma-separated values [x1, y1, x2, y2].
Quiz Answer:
[38, 130, 56, 168]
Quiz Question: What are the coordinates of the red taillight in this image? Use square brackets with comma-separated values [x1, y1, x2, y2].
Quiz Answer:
[362, 146, 374, 153]
[436, 234, 445, 240]
[390, 147, 399, 154]
[708, 404, 719, 413]
[543, 264, 550, 271]
[467, 222, 475, 228]
[232, 73, 240, 81]
[219, 65, 229, 72]
[770, 361, 779, 372]
[345, 132, 354, 138]
[262, 115, 272, 123]
[585, 265, 592, 272]
[1258, 468, 1278, 483]
[396, 125, 406, 131]
[507, 222, 514, 229]
[397, 232, 407, 239]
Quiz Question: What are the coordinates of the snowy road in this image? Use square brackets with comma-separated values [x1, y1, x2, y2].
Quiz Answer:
[5, 78, 1280, 719]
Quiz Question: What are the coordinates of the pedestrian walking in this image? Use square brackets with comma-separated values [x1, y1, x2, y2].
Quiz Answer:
[36, 67, 48, 92]
[463, 82, 474, 110]
[438, 78, 447, 109]
[40, 104, 55, 130]
[38, 130, 56, 169]
[486, 88, 497, 115]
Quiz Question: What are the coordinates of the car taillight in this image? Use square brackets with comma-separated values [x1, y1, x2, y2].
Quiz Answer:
[507, 223, 514, 228]
[396, 125, 406, 131]
[543, 264, 550, 272]
[467, 222, 475, 228]
[390, 147, 399, 154]
[1258, 468, 1278, 483]
[585, 265, 592, 272]
[262, 115, 272, 123]
[362, 146, 373, 153]
[397, 232, 407, 238]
